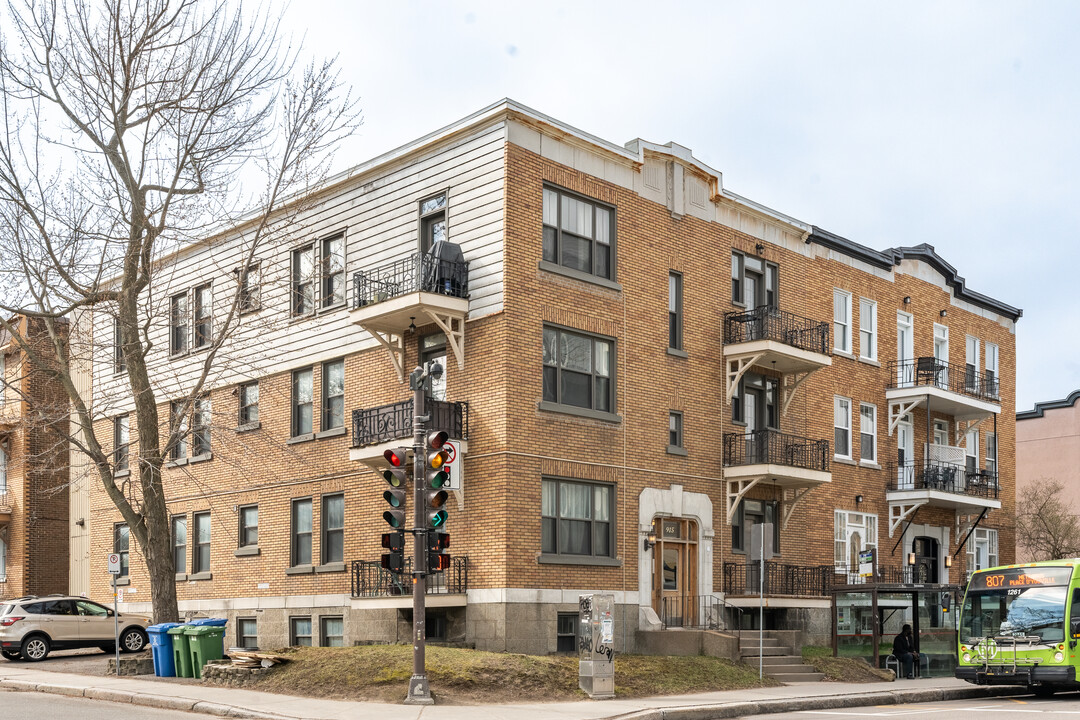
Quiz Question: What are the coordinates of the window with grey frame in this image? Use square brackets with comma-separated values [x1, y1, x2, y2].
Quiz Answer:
[237, 618, 258, 649]
[322, 359, 345, 431]
[238, 381, 259, 426]
[541, 478, 614, 558]
[321, 234, 345, 308]
[668, 271, 683, 350]
[192, 395, 211, 457]
[731, 499, 779, 553]
[320, 616, 344, 647]
[321, 494, 344, 564]
[292, 244, 315, 316]
[292, 367, 313, 436]
[542, 326, 614, 414]
[419, 193, 447, 253]
[114, 523, 130, 577]
[192, 512, 210, 574]
[290, 616, 312, 647]
[193, 283, 212, 348]
[556, 613, 578, 653]
[542, 186, 615, 280]
[170, 292, 188, 354]
[170, 400, 188, 460]
[113, 414, 129, 471]
[237, 262, 260, 313]
[291, 498, 312, 566]
[172, 515, 187, 573]
[239, 505, 258, 548]
[668, 411, 683, 451]
[731, 373, 779, 429]
[731, 252, 778, 309]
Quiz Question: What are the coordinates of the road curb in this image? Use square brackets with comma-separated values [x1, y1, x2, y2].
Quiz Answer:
[603, 684, 1030, 720]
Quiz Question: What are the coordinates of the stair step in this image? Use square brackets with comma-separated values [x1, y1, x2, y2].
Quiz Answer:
[740, 637, 782, 648]
[739, 646, 791, 656]
[762, 664, 820, 674]
[743, 654, 803, 665]
[770, 672, 826, 683]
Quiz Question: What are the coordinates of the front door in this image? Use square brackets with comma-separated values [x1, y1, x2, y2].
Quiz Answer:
[420, 332, 447, 402]
[897, 312, 914, 387]
[76, 599, 114, 641]
[652, 518, 698, 627]
[913, 537, 939, 584]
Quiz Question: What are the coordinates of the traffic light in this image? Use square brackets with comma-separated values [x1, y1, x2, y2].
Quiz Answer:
[424, 430, 450, 529]
[382, 530, 405, 574]
[382, 447, 409, 529]
[427, 530, 450, 573]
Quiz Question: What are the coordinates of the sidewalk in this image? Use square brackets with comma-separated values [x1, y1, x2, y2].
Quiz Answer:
[0, 665, 1026, 720]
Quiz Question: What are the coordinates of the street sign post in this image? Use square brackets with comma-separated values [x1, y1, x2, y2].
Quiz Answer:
[107, 554, 121, 675]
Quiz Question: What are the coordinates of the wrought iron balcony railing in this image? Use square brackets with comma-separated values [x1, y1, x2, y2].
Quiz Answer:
[723, 306, 831, 355]
[351, 399, 468, 449]
[351, 556, 468, 598]
[887, 357, 1000, 402]
[832, 565, 916, 585]
[659, 595, 740, 635]
[722, 429, 830, 472]
[352, 253, 469, 309]
[723, 561, 834, 596]
[886, 460, 999, 500]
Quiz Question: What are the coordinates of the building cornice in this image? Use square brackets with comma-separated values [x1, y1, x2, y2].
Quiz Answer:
[1017, 390, 1080, 420]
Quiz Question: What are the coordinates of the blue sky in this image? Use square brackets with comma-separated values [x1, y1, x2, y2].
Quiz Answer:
[282, 1, 1080, 412]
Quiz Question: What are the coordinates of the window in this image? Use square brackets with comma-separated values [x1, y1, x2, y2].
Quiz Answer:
[292, 244, 316, 316]
[731, 253, 743, 303]
[834, 396, 852, 459]
[968, 528, 999, 574]
[834, 510, 878, 573]
[542, 186, 614, 280]
[965, 429, 979, 475]
[114, 524, 130, 577]
[237, 618, 258, 650]
[322, 359, 345, 431]
[239, 381, 259, 426]
[731, 499, 779, 553]
[833, 289, 852, 353]
[0, 535, 5, 580]
[965, 335, 980, 392]
[292, 367, 313, 436]
[291, 498, 312, 566]
[239, 505, 258, 547]
[193, 283, 212, 348]
[420, 193, 447, 253]
[668, 411, 683, 451]
[0, 443, 6, 494]
[668, 272, 683, 351]
[731, 252, 778, 309]
[290, 616, 312, 647]
[172, 516, 187, 574]
[321, 234, 345, 308]
[170, 400, 188, 460]
[541, 479, 613, 558]
[420, 333, 447, 402]
[113, 316, 125, 373]
[238, 263, 260, 313]
[986, 433, 998, 478]
[320, 616, 344, 647]
[192, 395, 210, 457]
[321, 494, 344, 565]
[985, 342, 999, 397]
[542, 326, 614, 414]
[859, 404, 876, 464]
[113, 415, 129, 471]
[170, 293, 188, 354]
[859, 298, 877, 360]
[556, 613, 578, 653]
[192, 512, 210, 574]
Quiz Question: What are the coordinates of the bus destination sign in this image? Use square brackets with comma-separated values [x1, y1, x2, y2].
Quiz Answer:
[970, 566, 1074, 590]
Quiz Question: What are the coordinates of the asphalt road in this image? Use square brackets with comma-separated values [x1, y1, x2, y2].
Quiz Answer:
[0, 687, 200, 718]
[747, 693, 1080, 719]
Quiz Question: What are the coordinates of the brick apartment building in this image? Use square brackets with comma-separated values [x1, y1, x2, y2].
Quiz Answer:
[0, 316, 70, 600]
[78, 100, 1020, 653]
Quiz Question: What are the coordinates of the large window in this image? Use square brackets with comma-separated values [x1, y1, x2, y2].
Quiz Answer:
[172, 516, 187, 574]
[859, 403, 877, 464]
[834, 396, 852, 459]
[114, 523, 130, 578]
[321, 234, 345, 308]
[985, 342, 999, 397]
[239, 505, 258, 548]
[986, 433, 998, 478]
[192, 512, 210, 574]
[238, 263, 260, 313]
[542, 186, 614, 281]
[322, 359, 345, 431]
[419, 193, 447, 253]
[859, 298, 877, 361]
[170, 400, 188, 460]
[291, 498, 312, 567]
[668, 411, 683, 451]
[192, 395, 211, 457]
[730, 252, 778, 309]
[237, 618, 258, 649]
[668, 272, 683, 351]
[833, 289, 852, 354]
[193, 283, 212, 348]
[290, 617, 312, 647]
[542, 327, 614, 414]
[113, 316, 125, 373]
[239, 381, 259, 426]
[292, 367, 313, 436]
[965, 335, 980, 392]
[170, 293, 188, 355]
[541, 478, 613, 559]
[114, 415, 129, 471]
[292, 244, 316, 316]
[968, 528, 999, 574]
[834, 510, 877, 574]
[322, 494, 344, 565]
[320, 616, 344, 647]
[731, 499, 779, 553]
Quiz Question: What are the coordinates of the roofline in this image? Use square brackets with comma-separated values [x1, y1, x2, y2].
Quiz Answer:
[1017, 390, 1080, 420]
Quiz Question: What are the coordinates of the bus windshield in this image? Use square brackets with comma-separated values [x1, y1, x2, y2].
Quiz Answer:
[961, 585, 1068, 643]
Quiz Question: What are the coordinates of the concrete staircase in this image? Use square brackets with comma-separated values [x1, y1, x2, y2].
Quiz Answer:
[739, 636, 824, 683]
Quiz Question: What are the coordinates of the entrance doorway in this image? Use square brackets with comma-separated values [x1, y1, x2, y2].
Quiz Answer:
[652, 518, 698, 626]
[912, 536, 939, 584]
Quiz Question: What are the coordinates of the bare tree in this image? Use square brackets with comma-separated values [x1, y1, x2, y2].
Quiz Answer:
[1016, 479, 1080, 562]
[0, 0, 360, 621]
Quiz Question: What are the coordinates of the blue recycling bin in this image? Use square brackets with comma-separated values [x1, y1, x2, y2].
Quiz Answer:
[147, 623, 182, 677]
[187, 618, 227, 627]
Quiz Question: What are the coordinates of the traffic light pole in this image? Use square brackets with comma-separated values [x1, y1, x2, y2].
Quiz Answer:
[406, 367, 433, 705]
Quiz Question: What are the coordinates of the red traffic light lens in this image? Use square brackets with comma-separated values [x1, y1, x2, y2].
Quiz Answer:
[427, 430, 449, 449]
[383, 448, 404, 466]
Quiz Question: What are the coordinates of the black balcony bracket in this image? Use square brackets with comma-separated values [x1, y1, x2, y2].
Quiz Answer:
[891, 504, 922, 555]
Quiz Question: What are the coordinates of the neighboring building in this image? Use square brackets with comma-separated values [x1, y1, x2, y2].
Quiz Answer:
[1016, 391, 1080, 561]
[0, 316, 70, 600]
[79, 100, 1020, 653]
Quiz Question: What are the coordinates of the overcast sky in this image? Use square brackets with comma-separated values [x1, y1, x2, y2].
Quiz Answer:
[280, 1, 1080, 412]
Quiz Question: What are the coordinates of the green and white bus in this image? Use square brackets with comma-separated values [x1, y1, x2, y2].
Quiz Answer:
[956, 559, 1080, 695]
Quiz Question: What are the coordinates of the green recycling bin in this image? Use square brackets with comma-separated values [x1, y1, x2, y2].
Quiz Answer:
[185, 624, 226, 679]
[168, 625, 194, 678]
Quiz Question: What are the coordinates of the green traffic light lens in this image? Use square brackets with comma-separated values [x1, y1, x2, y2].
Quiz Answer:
[429, 509, 447, 528]
[429, 470, 450, 489]
[383, 490, 404, 507]
[383, 511, 403, 528]
[383, 470, 403, 487]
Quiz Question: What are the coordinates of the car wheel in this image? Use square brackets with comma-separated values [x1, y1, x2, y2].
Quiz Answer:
[120, 627, 147, 653]
[20, 635, 50, 662]
[0, 650, 21, 661]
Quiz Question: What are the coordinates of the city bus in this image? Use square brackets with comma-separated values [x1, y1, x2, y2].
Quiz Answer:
[956, 559, 1080, 696]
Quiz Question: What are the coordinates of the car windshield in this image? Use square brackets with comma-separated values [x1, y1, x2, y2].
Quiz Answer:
[961, 585, 1068, 643]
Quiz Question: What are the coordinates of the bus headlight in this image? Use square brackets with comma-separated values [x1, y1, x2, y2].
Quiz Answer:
[962, 652, 971, 663]
[1055, 651, 1064, 662]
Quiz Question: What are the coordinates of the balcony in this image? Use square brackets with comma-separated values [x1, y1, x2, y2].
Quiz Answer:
[722, 307, 831, 414]
[348, 398, 468, 467]
[0, 489, 8, 523]
[723, 561, 833, 597]
[722, 429, 831, 526]
[350, 252, 470, 382]
[885, 358, 1000, 432]
[351, 556, 468, 599]
[885, 460, 1001, 535]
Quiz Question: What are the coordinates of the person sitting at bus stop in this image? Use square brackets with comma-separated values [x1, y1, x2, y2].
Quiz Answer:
[892, 624, 919, 678]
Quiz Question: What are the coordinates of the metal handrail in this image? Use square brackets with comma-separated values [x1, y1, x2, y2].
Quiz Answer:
[886, 357, 1000, 402]
[722, 429, 830, 472]
[659, 594, 734, 634]
[351, 556, 468, 597]
[886, 460, 999, 499]
[351, 399, 468, 448]
[723, 561, 834, 596]
[353, 253, 469, 309]
[723, 306, 831, 355]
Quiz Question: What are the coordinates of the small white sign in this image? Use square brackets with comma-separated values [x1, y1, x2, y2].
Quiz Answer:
[117, 589, 124, 602]
[444, 440, 465, 490]
[107, 553, 121, 574]
[257, 583, 270, 590]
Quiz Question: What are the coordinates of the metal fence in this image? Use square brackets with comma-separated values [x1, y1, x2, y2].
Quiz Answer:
[351, 556, 468, 598]
[351, 399, 468, 448]
[722, 306, 830, 355]
[353, 253, 469, 309]
[886, 460, 999, 499]
[723, 561, 834, 596]
[886, 357, 1000, 401]
[722, 429, 830, 472]
[659, 594, 742, 638]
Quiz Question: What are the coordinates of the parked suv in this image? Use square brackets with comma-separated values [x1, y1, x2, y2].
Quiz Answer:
[0, 596, 150, 661]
